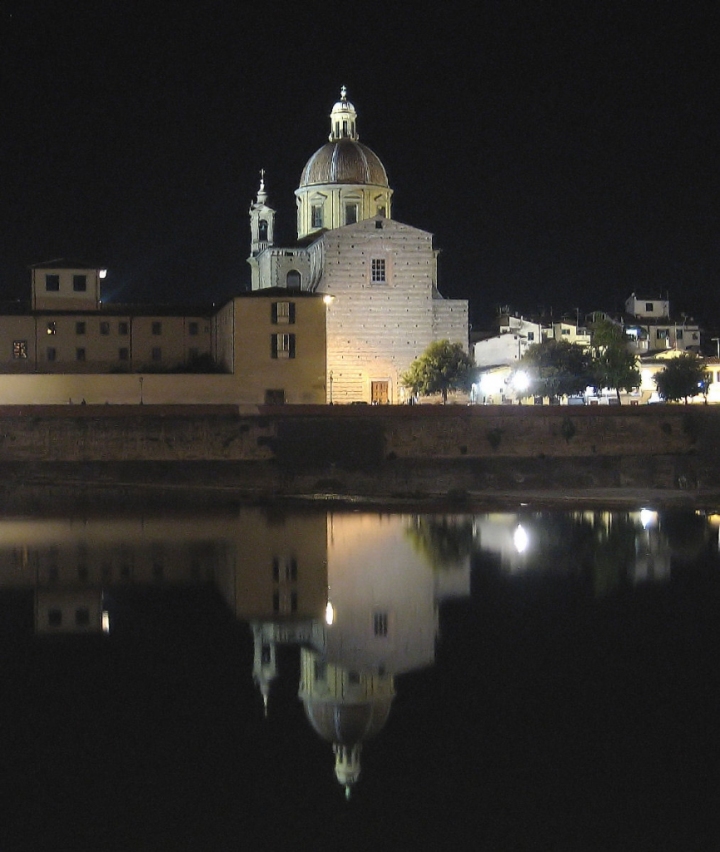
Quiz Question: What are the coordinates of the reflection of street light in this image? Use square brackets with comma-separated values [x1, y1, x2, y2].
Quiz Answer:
[513, 524, 529, 553]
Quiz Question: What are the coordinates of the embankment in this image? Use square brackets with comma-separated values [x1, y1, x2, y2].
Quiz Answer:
[1, 404, 719, 507]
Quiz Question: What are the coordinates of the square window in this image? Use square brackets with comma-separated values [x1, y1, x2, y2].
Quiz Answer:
[118, 347, 129, 361]
[371, 258, 386, 283]
[646, 302, 654, 312]
[188, 321, 199, 335]
[76, 348, 86, 361]
[73, 274, 87, 292]
[100, 321, 110, 335]
[13, 340, 28, 359]
[118, 321, 129, 336]
[76, 321, 86, 335]
[151, 347, 162, 361]
[47, 321, 57, 335]
[47, 347, 57, 362]
[152, 322, 162, 335]
[45, 274, 60, 291]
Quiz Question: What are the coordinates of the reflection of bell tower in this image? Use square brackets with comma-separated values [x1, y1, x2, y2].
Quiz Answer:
[251, 622, 278, 716]
[298, 648, 394, 798]
[248, 170, 276, 290]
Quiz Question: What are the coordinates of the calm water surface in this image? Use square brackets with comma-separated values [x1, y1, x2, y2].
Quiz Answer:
[1, 506, 718, 850]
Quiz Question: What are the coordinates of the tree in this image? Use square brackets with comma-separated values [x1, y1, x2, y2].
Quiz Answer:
[654, 354, 708, 403]
[589, 317, 640, 403]
[515, 340, 594, 399]
[592, 344, 640, 403]
[401, 340, 474, 403]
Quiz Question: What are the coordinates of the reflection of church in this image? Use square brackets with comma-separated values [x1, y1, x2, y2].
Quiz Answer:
[249, 88, 469, 404]
[0, 509, 471, 795]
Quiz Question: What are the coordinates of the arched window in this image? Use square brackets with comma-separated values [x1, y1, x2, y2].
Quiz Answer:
[258, 220, 268, 241]
[286, 270, 301, 290]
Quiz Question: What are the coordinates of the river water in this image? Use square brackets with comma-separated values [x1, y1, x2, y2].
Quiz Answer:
[1, 505, 717, 850]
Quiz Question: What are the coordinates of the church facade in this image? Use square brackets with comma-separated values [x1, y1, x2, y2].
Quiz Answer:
[249, 88, 469, 404]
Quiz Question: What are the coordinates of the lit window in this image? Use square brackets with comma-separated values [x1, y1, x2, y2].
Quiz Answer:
[100, 321, 110, 335]
[73, 275, 87, 292]
[12, 340, 28, 359]
[152, 322, 162, 335]
[151, 347, 162, 361]
[371, 258, 386, 283]
[45, 274, 60, 291]
[271, 333, 295, 359]
[76, 322, 86, 335]
[47, 321, 57, 335]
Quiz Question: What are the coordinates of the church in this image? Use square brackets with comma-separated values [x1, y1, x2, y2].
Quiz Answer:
[248, 87, 469, 404]
[0, 89, 468, 407]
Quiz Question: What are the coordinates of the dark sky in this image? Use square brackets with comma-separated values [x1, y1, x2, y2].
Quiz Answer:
[1, 1, 717, 329]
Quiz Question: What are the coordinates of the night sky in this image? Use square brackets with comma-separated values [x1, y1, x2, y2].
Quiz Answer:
[1, 1, 717, 330]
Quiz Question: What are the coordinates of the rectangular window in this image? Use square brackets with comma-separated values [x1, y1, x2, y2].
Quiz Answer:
[562, 328, 570, 335]
[271, 333, 295, 359]
[76, 321, 86, 335]
[47, 347, 57, 362]
[373, 612, 389, 637]
[188, 321, 199, 335]
[12, 340, 27, 359]
[265, 389, 285, 404]
[311, 205, 323, 228]
[371, 258, 386, 283]
[152, 321, 162, 335]
[47, 321, 57, 335]
[100, 321, 110, 335]
[151, 347, 162, 362]
[73, 275, 87, 292]
[676, 329, 684, 340]
[527, 332, 535, 342]
[657, 329, 668, 340]
[118, 321, 129, 336]
[118, 347, 129, 361]
[45, 274, 60, 291]
[188, 347, 198, 361]
[76, 348, 86, 361]
[646, 302, 654, 312]
[345, 203, 358, 225]
[272, 301, 295, 324]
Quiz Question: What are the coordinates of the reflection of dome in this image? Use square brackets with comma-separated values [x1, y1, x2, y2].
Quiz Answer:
[299, 140, 389, 188]
[303, 696, 393, 745]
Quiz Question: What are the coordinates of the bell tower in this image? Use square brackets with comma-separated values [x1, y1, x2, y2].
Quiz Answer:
[248, 170, 276, 290]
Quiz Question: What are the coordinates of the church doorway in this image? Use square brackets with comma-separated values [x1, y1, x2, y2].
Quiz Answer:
[371, 381, 389, 405]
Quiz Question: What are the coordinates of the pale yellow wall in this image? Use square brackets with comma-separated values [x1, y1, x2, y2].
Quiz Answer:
[32, 266, 101, 311]
[232, 295, 327, 405]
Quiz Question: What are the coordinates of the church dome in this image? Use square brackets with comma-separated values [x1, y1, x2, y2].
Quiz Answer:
[299, 139, 389, 188]
[302, 696, 393, 745]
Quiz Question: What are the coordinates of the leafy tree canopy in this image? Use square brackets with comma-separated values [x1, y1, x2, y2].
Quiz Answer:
[654, 354, 708, 403]
[592, 344, 641, 402]
[516, 340, 594, 399]
[589, 317, 625, 350]
[401, 340, 474, 403]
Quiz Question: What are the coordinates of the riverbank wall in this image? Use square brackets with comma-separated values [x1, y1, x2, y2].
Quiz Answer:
[1, 404, 719, 507]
